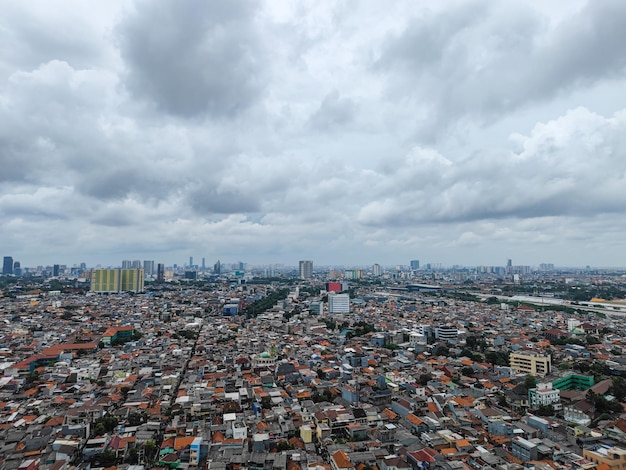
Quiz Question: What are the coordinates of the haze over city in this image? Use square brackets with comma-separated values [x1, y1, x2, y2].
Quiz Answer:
[2, 0, 626, 267]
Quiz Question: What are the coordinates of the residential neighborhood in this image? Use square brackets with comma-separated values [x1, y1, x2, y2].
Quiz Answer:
[2, 269, 626, 470]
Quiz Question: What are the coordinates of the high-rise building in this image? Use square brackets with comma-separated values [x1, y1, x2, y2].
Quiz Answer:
[202, 258, 206, 271]
[328, 293, 350, 313]
[143, 260, 155, 276]
[3, 256, 14, 275]
[122, 260, 132, 269]
[410, 260, 420, 270]
[189, 256, 193, 268]
[53, 264, 60, 277]
[12, 261, 21, 277]
[91, 268, 144, 293]
[373, 264, 382, 276]
[157, 263, 165, 283]
[214, 260, 221, 275]
[299, 260, 313, 279]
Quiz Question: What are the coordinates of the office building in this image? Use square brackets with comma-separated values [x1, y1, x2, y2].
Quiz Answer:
[157, 263, 165, 283]
[299, 260, 313, 279]
[435, 325, 460, 343]
[509, 352, 552, 376]
[91, 268, 144, 293]
[12, 261, 21, 277]
[143, 260, 155, 276]
[53, 264, 60, 277]
[372, 264, 382, 276]
[202, 257, 206, 271]
[410, 260, 420, 270]
[189, 256, 193, 268]
[3, 256, 13, 275]
[121, 260, 132, 269]
[326, 282, 343, 293]
[329, 293, 350, 313]
[214, 260, 221, 275]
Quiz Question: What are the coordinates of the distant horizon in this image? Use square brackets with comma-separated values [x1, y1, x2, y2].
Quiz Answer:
[3, 255, 625, 272]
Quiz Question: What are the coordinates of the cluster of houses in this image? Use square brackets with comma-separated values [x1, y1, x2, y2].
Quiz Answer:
[1, 278, 626, 470]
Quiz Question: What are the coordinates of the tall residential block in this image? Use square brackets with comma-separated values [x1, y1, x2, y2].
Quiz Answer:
[91, 268, 144, 293]
[373, 264, 382, 276]
[299, 260, 313, 279]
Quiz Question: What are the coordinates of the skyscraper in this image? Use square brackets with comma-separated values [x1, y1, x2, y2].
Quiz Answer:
[143, 260, 155, 276]
[157, 263, 165, 283]
[214, 260, 221, 275]
[189, 256, 193, 268]
[53, 264, 60, 276]
[299, 260, 313, 279]
[410, 260, 420, 270]
[3, 256, 13, 275]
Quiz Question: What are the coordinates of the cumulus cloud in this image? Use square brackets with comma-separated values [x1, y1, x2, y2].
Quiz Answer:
[358, 107, 626, 227]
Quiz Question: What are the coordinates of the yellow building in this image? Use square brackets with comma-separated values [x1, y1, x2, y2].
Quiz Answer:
[300, 424, 313, 444]
[509, 352, 552, 376]
[91, 268, 144, 293]
[584, 445, 626, 469]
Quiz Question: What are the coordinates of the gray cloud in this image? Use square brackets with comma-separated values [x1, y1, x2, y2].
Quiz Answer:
[309, 91, 357, 131]
[117, 0, 266, 118]
[376, 0, 626, 130]
[1, 1, 626, 267]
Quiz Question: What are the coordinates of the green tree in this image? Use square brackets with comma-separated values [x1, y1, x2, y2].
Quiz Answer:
[524, 375, 537, 389]
[144, 439, 156, 462]
[418, 373, 432, 385]
[93, 450, 117, 467]
[609, 377, 626, 402]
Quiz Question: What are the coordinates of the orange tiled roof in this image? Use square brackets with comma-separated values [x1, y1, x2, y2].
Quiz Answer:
[332, 450, 353, 469]
[174, 436, 196, 451]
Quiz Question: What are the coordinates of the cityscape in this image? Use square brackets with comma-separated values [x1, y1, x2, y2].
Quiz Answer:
[3, 1, 626, 470]
[2, 256, 626, 470]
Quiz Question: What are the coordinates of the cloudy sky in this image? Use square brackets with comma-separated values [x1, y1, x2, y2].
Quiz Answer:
[2, 0, 626, 269]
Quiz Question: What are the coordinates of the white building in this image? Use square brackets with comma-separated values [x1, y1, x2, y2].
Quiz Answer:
[299, 260, 313, 279]
[329, 293, 350, 313]
[529, 382, 561, 410]
[435, 325, 459, 342]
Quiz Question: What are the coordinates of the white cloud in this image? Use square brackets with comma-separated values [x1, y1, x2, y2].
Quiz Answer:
[1, 0, 626, 267]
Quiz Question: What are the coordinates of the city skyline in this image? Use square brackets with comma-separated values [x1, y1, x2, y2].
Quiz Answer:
[2, 1, 626, 267]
